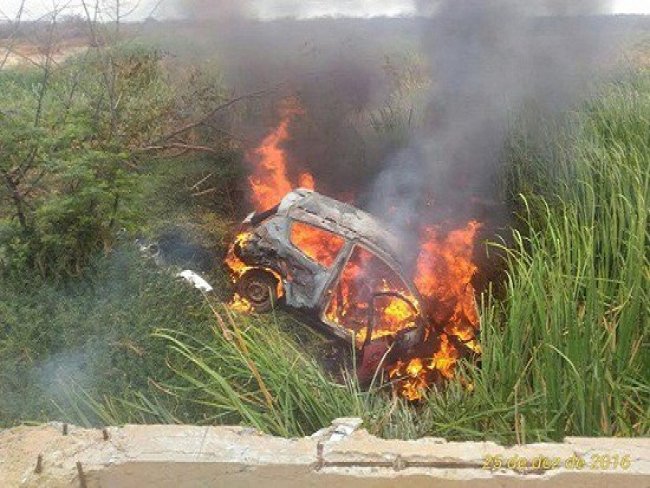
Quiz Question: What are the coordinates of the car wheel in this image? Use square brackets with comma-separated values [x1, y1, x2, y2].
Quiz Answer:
[236, 269, 278, 313]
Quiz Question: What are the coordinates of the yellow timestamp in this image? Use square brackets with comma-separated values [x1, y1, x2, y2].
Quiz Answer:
[482, 453, 633, 472]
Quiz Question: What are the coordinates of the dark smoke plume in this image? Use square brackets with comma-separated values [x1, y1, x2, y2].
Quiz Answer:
[368, 0, 623, 252]
[170, 0, 631, 249]
[173, 0, 253, 21]
[160, 13, 409, 194]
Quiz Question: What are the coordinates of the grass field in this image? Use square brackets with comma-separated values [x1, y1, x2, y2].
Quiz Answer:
[0, 25, 648, 443]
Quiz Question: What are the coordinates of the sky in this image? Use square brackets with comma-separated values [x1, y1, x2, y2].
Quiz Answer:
[1, 0, 649, 21]
[615, 0, 650, 14]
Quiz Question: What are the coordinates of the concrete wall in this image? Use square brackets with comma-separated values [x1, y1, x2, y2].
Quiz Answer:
[1, 418, 648, 487]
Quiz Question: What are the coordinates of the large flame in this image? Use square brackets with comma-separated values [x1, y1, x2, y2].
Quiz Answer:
[415, 221, 481, 340]
[290, 221, 345, 268]
[226, 99, 314, 311]
[388, 221, 482, 400]
[248, 98, 314, 211]
[324, 245, 419, 344]
[228, 99, 482, 401]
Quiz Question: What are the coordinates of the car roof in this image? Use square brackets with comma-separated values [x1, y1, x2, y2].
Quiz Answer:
[278, 189, 406, 266]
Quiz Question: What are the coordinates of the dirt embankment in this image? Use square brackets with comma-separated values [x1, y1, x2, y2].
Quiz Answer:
[1, 39, 87, 69]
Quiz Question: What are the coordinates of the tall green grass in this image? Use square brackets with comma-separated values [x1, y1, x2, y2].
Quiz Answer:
[478, 71, 649, 440]
[8, 71, 647, 444]
[142, 70, 648, 442]
[152, 305, 400, 437]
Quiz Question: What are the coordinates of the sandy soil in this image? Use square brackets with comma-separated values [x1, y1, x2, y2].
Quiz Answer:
[0, 40, 87, 69]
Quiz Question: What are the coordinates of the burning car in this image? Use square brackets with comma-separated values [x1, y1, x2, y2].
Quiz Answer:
[224, 99, 482, 400]
[225, 188, 431, 382]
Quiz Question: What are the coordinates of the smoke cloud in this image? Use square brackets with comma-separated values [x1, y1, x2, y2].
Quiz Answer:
[174, 1, 416, 20]
[165, 16, 407, 194]
[367, 0, 622, 253]
[416, 0, 612, 16]
[174, 0, 254, 21]
[169, 0, 630, 256]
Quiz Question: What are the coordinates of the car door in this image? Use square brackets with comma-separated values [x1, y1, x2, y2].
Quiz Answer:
[322, 244, 419, 342]
[283, 219, 348, 309]
[321, 244, 420, 382]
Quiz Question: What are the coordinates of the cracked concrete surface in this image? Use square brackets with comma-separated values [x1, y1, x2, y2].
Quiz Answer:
[1, 419, 648, 487]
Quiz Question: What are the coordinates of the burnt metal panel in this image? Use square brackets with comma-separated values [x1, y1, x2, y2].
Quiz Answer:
[278, 190, 407, 267]
[238, 214, 339, 310]
[235, 190, 427, 345]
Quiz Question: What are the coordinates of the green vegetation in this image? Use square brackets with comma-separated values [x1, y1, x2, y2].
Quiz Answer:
[0, 247, 204, 425]
[0, 32, 647, 443]
[0, 40, 234, 278]
[0, 46, 164, 276]
[477, 74, 649, 441]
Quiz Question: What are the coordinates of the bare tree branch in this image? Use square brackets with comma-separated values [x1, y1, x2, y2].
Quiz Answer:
[155, 87, 280, 144]
[34, 7, 60, 127]
[121, 0, 143, 19]
[190, 173, 213, 190]
[81, 0, 119, 140]
[146, 0, 165, 18]
[192, 187, 218, 197]
[0, 0, 26, 71]
[137, 142, 220, 154]
[0, 171, 28, 230]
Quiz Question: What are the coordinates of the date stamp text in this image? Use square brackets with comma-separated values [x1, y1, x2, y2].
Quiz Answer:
[482, 453, 632, 473]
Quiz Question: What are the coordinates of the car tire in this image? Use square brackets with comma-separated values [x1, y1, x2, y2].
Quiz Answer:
[236, 269, 278, 313]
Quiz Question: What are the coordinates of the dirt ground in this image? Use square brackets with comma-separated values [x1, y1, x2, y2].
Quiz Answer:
[0, 40, 87, 69]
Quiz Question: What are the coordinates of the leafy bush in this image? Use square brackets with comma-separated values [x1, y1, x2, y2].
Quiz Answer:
[0, 39, 240, 276]
[0, 46, 168, 277]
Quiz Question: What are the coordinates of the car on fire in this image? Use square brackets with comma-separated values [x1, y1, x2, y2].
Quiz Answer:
[225, 188, 433, 381]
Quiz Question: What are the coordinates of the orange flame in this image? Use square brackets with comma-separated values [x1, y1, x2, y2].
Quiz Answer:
[248, 98, 314, 211]
[415, 221, 481, 338]
[225, 232, 283, 311]
[389, 221, 481, 400]
[290, 221, 345, 268]
[224, 232, 254, 280]
[324, 245, 419, 345]
[227, 99, 314, 311]
[230, 100, 483, 400]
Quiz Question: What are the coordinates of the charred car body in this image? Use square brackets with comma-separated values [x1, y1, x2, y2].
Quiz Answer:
[225, 189, 430, 381]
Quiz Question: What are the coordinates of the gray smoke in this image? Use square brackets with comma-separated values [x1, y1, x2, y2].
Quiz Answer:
[415, 0, 611, 16]
[159, 14, 408, 195]
[173, 0, 253, 21]
[367, 0, 621, 251]
[168, 0, 631, 244]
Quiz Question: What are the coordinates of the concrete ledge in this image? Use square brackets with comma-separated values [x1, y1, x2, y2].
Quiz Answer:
[0, 419, 648, 487]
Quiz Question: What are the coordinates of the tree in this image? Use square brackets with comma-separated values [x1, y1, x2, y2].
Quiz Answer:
[0, 4, 165, 276]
